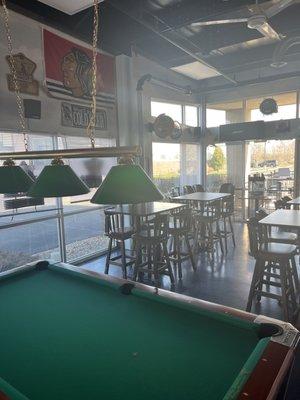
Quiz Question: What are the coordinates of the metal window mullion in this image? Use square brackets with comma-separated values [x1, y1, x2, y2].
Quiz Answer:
[199, 97, 206, 186]
[52, 135, 67, 263]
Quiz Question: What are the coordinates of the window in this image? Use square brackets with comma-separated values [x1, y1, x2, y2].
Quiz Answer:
[206, 101, 243, 128]
[181, 144, 200, 185]
[152, 142, 180, 194]
[0, 132, 116, 269]
[184, 105, 198, 127]
[248, 139, 295, 196]
[151, 101, 182, 123]
[0, 217, 60, 273]
[150, 100, 201, 194]
[206, 143, 227, 191]
[246, 92, 297, 122]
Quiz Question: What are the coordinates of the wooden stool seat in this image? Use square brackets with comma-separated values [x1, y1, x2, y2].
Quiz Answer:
[259, 242, 297, 258]
[270, 231, 298, 244]
[109, 228, 135, 240]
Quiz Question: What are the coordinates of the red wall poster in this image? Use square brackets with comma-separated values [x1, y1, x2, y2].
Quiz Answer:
[43, 29, 116, 106]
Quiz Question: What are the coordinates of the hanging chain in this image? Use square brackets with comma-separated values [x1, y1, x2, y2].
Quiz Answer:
[1, 0, 28, 151]
[86, 0, 99, 149]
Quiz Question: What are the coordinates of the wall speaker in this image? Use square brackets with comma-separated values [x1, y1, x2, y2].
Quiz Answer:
[23, 99, 41, 119]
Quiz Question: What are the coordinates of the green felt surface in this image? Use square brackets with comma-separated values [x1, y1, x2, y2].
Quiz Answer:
[0, 267, 266, 400]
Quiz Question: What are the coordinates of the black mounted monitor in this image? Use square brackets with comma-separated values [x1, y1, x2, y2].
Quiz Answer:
[219, 121, 265, 142]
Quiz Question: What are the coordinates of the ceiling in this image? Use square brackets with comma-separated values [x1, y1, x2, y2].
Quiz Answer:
[37, 0, 104, 15]
[5, 0, 300, 88]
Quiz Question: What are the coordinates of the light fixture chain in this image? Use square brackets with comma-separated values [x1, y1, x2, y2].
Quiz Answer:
[86, 0, 99, 149]
[1, 0, 28, 151]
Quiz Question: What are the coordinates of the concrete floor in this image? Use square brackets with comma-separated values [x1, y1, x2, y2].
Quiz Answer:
[81, 222, 300, 327]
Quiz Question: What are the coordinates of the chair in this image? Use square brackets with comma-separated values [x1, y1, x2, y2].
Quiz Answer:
[133, 215, 175, 287]
[256, 209, 298, 246]
[104, 210, 136, 279]
[193, 184, 205, 193]
[246, 217, 298, 321]
[219, 183, 235, 252]
[170, 186, 180, 197]
[168, 208, 196, 280]
[193, 200, 224, 267]
[183, 185, 195, 194]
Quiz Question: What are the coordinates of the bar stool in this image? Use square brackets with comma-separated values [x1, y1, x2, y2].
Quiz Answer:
[194, 200, 224, 266]
[256, 209, 299, 295]
[193, 184, 205, 193]
[168, 208, 196, 280]
[183, 185, 195, 194]
[133, 215, 175, 287]
[104, 210, 136, 279]
[219, 183, 235, 253]
[246, 217, 298, 321]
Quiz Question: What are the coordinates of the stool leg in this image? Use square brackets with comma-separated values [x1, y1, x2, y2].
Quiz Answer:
[177, 236, 183, 280]
[105, 237, 113, 275]
[229, 216, 236, 247]
[208, 222, 215, 262]
[246, 259, 261, 312]
[163, 241, 175, 286]
[280, 263, 290, 321]
[223, 217, 228, 253]
[153, 244, 160, 287]
[290, 255, 299, 294]
[133, 242, 141, 281]
[120, 240, 127, 279]
[287, 260, 298, 318]
[185, 233, 196, 271]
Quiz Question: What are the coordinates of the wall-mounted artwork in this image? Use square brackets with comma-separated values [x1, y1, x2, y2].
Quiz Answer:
[6, 53, 39, 95]
[61, 102, 107, 130]
[43, 29, 116, 106]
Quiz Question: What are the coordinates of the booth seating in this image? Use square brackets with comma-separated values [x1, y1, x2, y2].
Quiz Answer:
[247, 217, 298, 321]
[104, 210, 136, 279]
[168, 208, 196, 280]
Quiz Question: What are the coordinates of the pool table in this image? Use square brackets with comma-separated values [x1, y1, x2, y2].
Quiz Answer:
[0, 261, 298, 400]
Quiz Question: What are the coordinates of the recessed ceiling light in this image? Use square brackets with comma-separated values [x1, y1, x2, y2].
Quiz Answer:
[172, 61, 220, 80]
[37, 0, 104, 15]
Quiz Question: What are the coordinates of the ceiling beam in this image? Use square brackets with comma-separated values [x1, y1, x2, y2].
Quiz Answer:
[106, 0, 237, 84]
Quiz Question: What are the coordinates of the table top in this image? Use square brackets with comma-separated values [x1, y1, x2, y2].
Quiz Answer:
[288, 196, 300, 206]
[108, 201, 185, 216]
[259, 209, 300, 229]
[174, 192, 231, 202]
[0, 261, 297, 400]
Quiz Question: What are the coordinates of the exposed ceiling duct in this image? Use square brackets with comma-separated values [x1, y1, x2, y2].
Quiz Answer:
[271, 35, 300, 67]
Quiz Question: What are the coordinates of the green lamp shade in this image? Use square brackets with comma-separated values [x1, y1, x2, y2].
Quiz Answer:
[0, 165, 34, 194]
[91, 164, 163, 204]
[28, 164, 90, 198]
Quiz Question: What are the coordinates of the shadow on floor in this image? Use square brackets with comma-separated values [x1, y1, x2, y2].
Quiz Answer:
[81, 222, 300, 327]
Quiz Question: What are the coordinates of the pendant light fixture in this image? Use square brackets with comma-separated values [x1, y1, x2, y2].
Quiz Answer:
[28, 158, 89, 197]
[0, 158, 34, 194]
[91, 157, 163, 205]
